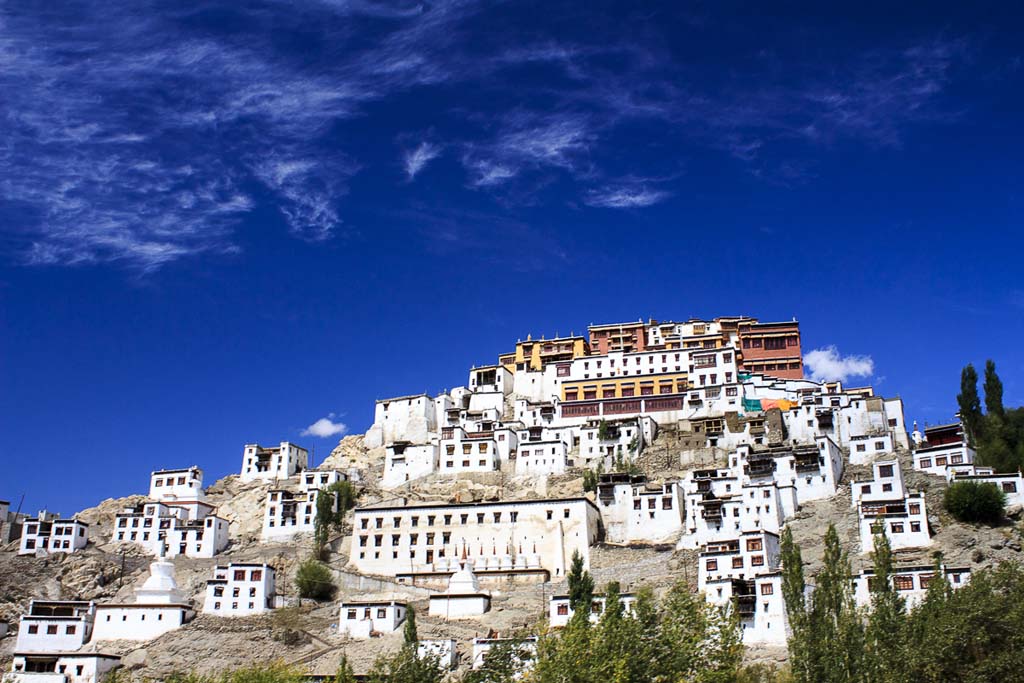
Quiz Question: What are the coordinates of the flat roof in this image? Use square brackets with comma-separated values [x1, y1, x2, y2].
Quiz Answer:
[340, 600, 406, 607]
[354, 496, 601, 515]
[152, 467, 201, 475]
[376, 394, 430, 404]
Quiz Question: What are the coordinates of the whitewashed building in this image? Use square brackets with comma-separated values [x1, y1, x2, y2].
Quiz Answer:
[548, 592, 637, 628]
[93, 547, 193, 642]
[112, 500, 229, 558]
[240, 442, 309, 483]
[261, 489, 320, 542]
[854, 564, 971, 609]
[5, 653, 120, 683]
[350, 498, 601, 582]
[418, 639, 458, 670]
[856, 461, 930, 552]
[595, 474, 684, 545]
[19, 515, 89, 556]
[697, 531, 781, 592]
[704, 571, 787, 646]
[366, 394, 437, 448]
[338, 601, 407, 639]
[382, 442, 439, 488]
[428, 553, 491, 619]
[471, 636, 538, 671]
[149, 467, 205, 502]
[15, 601, 95, 653]
[203, 563, 277, 616]
[913, 422, 976, 476]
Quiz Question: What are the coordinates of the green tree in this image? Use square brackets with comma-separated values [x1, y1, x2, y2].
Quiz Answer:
[566, 550, 594, 620]
[582, 469, 598, 493]
[463, 640, 532, 683]
[984, 359, 1005, 417]
[779, 527, 811, 683]
[314, 480, 358, 559]
[944, 480, 1006, 524]
[294, 558, 336, 601]
[334, 655, 357, 683]
[404, 605, 418, 645]
[806, 525, 864, 683]
[958, 363, 982, 441]
[864, 531, 907, 683]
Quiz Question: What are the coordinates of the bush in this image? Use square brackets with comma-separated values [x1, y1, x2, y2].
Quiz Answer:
[944, 480, 1006, 524]
[295, 559, 336, 601]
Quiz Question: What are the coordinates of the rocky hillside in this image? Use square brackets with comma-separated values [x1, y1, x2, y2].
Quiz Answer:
[2, 432, 1021, 680]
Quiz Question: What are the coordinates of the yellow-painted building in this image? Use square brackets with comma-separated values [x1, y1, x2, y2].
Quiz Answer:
[561, 372, 689, 402]
[500, 335, 589, 372]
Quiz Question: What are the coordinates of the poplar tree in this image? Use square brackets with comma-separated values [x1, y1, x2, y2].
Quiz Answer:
[864, 532, 907, 683]
[958, 363, 982, 441]
[984, 359, 1004, 417]
[807, 525, 864, 683]
[779, 527, 812, 682]
[566, 550, 594, 621]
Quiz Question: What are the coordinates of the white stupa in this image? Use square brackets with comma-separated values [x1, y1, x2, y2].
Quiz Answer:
[91, 543, 194, 643]
[134, 544, 186, 605]
[429, 545, 491, 619]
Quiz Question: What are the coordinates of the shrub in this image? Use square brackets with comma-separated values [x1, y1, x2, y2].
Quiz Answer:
[295, 559, 336, 601]
[944, 480, 1006, 524]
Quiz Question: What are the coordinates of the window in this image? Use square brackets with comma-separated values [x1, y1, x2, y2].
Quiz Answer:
[879, 464, 894, 478]
[347, 609, 357, 620]
[746, 538, 763, 551]
[66, 625, 76, 634]
[760, 583, 774, 595]
[894, 575, 914, 591]
[28, 625, 38, 634]
[911, 522, 921, 532]
[891, 523, 904, 534]
[234, 570, 246, 581]
[47, 625, 58, 635]
[1003, 482, 1018, 493]
[557, 604, 569, 615]
[856, 444, 866, 452]
[909, 503, 921, 515]
[920, 458, 932, 468]
[377, 608, 387, 618]
[751, 555, 764, 566]
[706, 559, 718, 571]
[251, 570, 262, 581]
[732, 557, 744, 568]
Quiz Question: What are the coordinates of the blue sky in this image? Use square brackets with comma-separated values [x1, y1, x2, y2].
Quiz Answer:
[2, 1, 1023, 516]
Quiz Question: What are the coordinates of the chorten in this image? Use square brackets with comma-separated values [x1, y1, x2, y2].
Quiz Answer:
[134, 543, 186, 605]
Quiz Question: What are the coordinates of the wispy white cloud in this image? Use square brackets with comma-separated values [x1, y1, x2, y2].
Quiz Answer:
[403, 141, 442, 180]
[302, 414, 348, 438]
[804, 346, 875, 383]
[584, 184, 671, 209]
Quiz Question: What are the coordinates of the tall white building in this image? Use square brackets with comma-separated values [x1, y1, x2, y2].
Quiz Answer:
[350, 497, 601, 582]
[113, 500, 229, 558]
[240, 442, 309, 483]
[18, 514, 88, 556]
[856, 461, 931, 553]
[150, 467, 205, 502]
[595, 474, 685, 545]
[15, 601, 95, 653]
[204, 563, 277, 616]
[853, 563, 971, 609]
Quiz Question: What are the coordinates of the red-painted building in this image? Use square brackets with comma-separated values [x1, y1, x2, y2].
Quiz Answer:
[587, 321, 648, 355]
[736, 320, 803, 380]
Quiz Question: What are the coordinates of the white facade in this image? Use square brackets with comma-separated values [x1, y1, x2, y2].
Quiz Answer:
[350, 498, 601, 580]
[853, 564, 971, 609]
[149, 467, 205, 502]
[19, 516, 88, 556]
[914, 442, 977, 476]
[576, 417, 653, 470]
[298, 469, 346, 492]
[438, 428, 500, 475]
[93, 549, 192, 642]
[418, 639, 458, 670]
[203, 564, 276, 616]
[338, 601, 406, 639]
[848, 434, 895, 465]
[704, 572, 787, 646]
[471, 637, 537, 671]
[367, 395, 436, 448]
[261, 489, 320, 541]
[596, 475, 684, 544]
[678, 468, 795, 550]
[240, 442, 308, 483]
[851, 460, 906, 509]
[15, 602, 95, 653]
[514, 440, 568, 476]
[112, 501, 229, 558]
[698, 531, 781, 592]
[5, 653, 120, 683]
[548, 592, 637, 628]
[382, 442, 439, 488]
